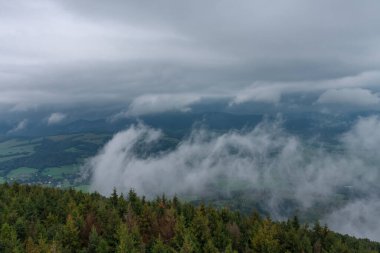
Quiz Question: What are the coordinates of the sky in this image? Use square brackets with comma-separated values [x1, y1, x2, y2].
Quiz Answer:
[1, 0, 380, 117]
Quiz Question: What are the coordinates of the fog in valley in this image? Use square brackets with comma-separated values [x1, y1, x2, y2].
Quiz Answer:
[84, 116, 380, 241]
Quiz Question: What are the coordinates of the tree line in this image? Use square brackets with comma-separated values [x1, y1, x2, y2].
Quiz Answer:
[0, 183, 379, 252]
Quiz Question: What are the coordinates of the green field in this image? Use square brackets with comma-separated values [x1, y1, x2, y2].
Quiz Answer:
[64, 147, 80, 152]
[0, 139, 38, 162]
[47, 134, 77, 142]
[46, 133, 109, 144]
[42, 165, 80, 179]
[72, 133, 110, 145]
[7, 167, 38, 180]
[0, 134, 108, 189]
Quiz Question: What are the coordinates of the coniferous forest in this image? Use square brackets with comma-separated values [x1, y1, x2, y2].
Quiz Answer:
[0, 183, 379, 253]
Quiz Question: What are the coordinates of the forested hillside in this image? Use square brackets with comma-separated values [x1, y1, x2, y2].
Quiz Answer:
[0, 183, 378, 253]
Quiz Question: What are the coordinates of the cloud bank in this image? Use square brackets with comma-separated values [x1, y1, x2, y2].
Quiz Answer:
[1, 1, 380, 113]
[85, 116, 380, 240]
[317, 88, 380, 106]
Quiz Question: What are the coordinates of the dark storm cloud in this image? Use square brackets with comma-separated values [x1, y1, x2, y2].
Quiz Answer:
[1, 0, 380, 114]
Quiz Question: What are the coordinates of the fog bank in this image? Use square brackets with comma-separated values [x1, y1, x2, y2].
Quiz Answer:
[84, 116, 380, 241]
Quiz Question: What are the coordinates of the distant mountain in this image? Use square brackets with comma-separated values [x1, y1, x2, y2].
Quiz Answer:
[2, 111, 379, 141]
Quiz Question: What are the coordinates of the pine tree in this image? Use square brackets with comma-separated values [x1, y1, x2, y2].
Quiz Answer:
[25, 237, 39, 253]
[251, 219, 281, 253]
[191, 209, 211, 249]
[179, 232, 196, 253]
[292, 215, 300, 230]
[88, 226, 110, 253]
[151, 236, 173, 253]
[203, 239, 218, 253]
[116, 223, 142, 253]
[61, 214, 80, 252]
[0, 223, 22, 253]
[171, 215, 186, 250]
[224, 243, 238, 253]
[111, 188, 119, 207]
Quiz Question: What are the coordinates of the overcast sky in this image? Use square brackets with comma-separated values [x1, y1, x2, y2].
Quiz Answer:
[1, 0, 380, 116]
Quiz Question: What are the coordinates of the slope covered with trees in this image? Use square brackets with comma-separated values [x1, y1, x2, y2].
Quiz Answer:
[0, 183, 378, 253]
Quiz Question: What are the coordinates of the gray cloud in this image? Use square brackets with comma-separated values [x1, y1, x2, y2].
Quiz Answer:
[47, 112, 66, 125]
[85, 116, 380, 240]
[1, 0, 380, 113]
[231, 71, 380, 106]
[317, 88, 380, 106]
[341, 115, 380, 159]
[7, 119, 28, 134]
[326, 198, 380, 242]
[124, 94, 202, 116]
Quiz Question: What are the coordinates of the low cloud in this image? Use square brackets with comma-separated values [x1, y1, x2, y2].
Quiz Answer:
[231, 85, 282, 104]
[341, 115, 380, 158]
[231, 71, 380, 106]
[317, 88, 380, 106]
[85, 116, 380, 240]
[122, 94, 202, 117]
[326, 198, 380, 242]
[7, 119, 28, 134]
[47, 112, 67, 125]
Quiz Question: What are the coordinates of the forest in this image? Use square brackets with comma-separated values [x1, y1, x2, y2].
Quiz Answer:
[0, 183, 379, 253]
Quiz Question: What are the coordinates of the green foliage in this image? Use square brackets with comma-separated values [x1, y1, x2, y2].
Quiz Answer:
[116, 223, 142, 253]
[0, 223, 22, 252]
[251, 219, 281, 253]
[0, 184, 379, 252]
[151, 236, 172, 253]
[61, 214, 81, 252]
